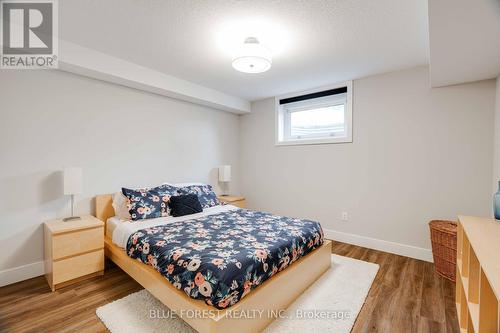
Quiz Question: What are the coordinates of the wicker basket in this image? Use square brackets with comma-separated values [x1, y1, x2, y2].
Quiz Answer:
[429, 220, 457, 282]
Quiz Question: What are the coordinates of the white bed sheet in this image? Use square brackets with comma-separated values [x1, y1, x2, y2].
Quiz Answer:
[109, 204, 238, 248]
[106, 216, 121, 238]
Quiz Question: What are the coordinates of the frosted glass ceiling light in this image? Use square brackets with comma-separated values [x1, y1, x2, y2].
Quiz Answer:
[232, 37, 272, 73]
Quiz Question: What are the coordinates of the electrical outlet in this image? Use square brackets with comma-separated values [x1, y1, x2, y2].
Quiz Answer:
[341, 212, 348, 221]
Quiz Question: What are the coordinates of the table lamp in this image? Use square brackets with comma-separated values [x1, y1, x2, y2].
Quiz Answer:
[218, 165, 231, 196]
[63, 167, 82, 222]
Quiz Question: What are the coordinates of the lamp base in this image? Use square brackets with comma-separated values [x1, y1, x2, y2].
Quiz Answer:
[63, 216, 82, 222]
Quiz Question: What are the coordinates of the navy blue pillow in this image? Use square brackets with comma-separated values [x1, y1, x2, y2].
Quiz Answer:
[169, 194, 203, 217]
[177, 184, 220, 209]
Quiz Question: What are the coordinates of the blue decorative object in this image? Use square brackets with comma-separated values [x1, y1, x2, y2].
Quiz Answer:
[494, 181, 500, 220]
[169, 194, 202, 217]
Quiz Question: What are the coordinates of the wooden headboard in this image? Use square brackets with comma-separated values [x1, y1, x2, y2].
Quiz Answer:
[95, 194, 114, 226]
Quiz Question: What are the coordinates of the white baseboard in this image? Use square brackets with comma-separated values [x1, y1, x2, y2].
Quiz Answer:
[0, 261, 45, 287]
[324, 228, 433, 262]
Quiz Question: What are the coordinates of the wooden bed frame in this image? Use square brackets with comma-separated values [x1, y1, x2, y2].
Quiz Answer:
[95, 194, 332, 333]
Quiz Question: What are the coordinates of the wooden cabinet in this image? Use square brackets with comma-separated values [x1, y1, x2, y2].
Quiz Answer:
[456, 216, 500, 333]
[217, 195, 246, 208]
[44, 215, 104, 291]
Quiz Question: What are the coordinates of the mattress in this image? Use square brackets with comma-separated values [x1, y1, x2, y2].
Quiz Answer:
[125, 208, 324, 309]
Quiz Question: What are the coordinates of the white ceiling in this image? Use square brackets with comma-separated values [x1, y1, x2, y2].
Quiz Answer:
[59, 0, 429, 101]
[429, 0, 500, 87]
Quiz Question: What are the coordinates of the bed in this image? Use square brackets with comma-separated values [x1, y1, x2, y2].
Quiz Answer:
[96, 194, 332, 333]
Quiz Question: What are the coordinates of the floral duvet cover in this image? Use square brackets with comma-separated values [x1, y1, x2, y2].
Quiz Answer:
[126, 209, 324, 309]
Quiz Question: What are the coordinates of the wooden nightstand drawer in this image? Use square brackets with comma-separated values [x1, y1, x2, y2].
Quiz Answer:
[52, 250, 104, 285]
[52, 227, 103, 260]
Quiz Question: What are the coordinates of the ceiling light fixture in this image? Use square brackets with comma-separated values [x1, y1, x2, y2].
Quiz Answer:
[232, 37, 272, 74]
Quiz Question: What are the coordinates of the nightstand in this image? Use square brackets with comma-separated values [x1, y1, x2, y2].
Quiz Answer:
[218, 195, 246, 208]
[44, 215, 104, 291]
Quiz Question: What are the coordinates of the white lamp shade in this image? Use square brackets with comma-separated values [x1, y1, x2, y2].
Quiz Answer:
[218, 165, 231, 182]
[63, 167, 82, 195]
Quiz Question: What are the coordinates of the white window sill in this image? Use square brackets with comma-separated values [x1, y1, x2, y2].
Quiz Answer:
[275, 137, 352, 146]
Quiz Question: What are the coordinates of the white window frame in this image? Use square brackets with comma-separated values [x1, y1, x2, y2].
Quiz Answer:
[275, 81, 353, 146]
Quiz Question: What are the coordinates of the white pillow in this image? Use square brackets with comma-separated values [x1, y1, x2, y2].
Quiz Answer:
[112, 192, 131, 221]
[173, 182, 205, 187]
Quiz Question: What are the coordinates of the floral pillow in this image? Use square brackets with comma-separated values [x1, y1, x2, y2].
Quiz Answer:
[177, 184, 220, 209]
[122, 184, 179, 221]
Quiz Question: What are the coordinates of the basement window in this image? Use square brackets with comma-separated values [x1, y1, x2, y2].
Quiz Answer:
[276, 81, 352, 145]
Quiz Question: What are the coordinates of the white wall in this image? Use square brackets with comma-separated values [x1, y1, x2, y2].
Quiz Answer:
[240, 66, 495, 260]
[494, 76, 500, 193]
[428, 0, 500, 87]
[0, 70, 240, 285]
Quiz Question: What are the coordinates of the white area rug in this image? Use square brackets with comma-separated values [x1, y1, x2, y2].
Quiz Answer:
[96, 255, 379, 333]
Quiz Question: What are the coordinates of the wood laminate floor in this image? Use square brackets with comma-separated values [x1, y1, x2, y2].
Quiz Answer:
[0, 242, 459, 333]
